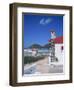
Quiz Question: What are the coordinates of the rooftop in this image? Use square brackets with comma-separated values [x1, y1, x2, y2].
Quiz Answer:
[49, 36, 63, 44]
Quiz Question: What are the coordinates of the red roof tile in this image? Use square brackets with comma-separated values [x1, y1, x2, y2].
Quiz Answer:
[49, 36, 63, 44]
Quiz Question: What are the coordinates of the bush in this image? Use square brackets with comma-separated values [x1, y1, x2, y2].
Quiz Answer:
[24, 56, 45, 64]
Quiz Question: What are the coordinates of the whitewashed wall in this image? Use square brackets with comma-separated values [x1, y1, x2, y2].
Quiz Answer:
[55, 44, 64, 64]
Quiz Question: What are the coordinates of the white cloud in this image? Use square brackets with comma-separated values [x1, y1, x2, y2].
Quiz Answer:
[45, 18, 51, 24]
[40, 18, 52, 25]
[40, 18, 45, 25]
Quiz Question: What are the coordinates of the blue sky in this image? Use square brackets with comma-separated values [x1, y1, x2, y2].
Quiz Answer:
[23, 13, 63, 48]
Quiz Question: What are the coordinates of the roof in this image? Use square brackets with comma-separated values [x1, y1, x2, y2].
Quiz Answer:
[48, 36, 63, 44]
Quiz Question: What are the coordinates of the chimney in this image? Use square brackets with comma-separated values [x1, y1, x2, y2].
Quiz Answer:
[51, 31, 56, 39]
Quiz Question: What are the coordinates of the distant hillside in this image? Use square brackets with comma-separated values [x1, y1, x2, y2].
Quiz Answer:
[43, 43, 51, 48]
[28, 43, 51, 49]
[29, 44, 42, 48]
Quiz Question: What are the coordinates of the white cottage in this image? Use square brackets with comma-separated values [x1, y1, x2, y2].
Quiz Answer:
[48, 31, 64, 65]
[32, 48, 38, 56]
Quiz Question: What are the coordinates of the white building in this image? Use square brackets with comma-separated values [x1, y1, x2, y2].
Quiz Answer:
[24, 48, 50, 57]
[48, 31, 64, 65]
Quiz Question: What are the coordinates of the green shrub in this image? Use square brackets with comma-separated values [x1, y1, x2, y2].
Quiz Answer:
[24, 56, 45, 64]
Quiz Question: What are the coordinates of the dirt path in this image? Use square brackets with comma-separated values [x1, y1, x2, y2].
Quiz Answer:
[24, 56, 63, 74]
[36, 56, 49, 73]
[24, 56, 49, 74]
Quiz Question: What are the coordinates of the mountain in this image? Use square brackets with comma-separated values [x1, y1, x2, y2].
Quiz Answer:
[43, 43, 51, 48]
[29, 44, 42, 48]
[28, 43, 51, 49]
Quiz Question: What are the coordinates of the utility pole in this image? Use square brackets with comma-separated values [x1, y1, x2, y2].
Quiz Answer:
[50, 39, 55, 62]
[50, 31, 56, 62]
